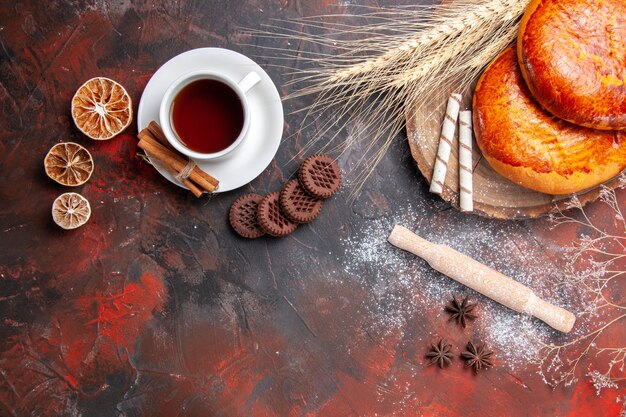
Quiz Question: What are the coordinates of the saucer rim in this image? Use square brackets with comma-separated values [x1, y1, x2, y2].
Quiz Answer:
[137, 47, 284, 193]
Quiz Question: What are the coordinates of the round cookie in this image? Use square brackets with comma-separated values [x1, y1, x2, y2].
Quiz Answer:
[257, 192, 298, 237]
[473, 46, 626, 195]
[518, 0, 626, 130]
[279, 179, 324, 224]
[299, 154, 342, 199]
[229, 194, 266, 238]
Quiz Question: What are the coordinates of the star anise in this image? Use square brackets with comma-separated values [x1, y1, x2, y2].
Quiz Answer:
[425, 339, 454, 368]
[445, 296, 478, 328]
[460, 341, 493, 373]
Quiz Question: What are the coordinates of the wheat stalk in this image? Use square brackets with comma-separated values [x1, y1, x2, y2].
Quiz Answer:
[328, 0, 527, 84]
[251, 0, 531, 196]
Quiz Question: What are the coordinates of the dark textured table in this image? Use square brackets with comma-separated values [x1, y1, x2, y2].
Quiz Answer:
[1, 1, 624, 416]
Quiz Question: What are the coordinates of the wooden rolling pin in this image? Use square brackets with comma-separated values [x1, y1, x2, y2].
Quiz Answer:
[388, 225, 576, 333]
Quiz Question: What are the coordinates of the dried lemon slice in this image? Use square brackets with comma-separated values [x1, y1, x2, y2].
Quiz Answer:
[71, 77, 132, 140]
[44, 142, 94, 186]
[52, 192, 91, 230]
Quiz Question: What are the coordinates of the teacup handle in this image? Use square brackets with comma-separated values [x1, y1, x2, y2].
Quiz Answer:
[238, 72, 261, 94]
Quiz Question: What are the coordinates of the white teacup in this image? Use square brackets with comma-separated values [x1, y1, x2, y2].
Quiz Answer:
[159, 70, 261, 160]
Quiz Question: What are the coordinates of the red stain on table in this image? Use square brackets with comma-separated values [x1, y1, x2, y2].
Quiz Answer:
[0, 271, 167, 415]
[77, 272, 166, 351]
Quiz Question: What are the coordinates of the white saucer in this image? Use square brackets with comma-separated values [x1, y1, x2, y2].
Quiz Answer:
[137, 48, 284, 193]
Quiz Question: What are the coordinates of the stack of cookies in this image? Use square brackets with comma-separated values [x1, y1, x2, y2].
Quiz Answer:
[229, 154, 341, 238]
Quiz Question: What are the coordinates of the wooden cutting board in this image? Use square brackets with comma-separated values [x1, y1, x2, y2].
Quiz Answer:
[406, 81, 626, 219]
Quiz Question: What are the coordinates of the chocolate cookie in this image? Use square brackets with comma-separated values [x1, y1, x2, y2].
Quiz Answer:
[279, 179, 324, 224]
[299, 154, 342, 199]
[229, 193, 266, 238]
[257, 192, 298, 237]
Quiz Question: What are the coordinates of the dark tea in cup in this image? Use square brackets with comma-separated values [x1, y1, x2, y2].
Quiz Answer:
[171, 79, 244, 154]
[160, 70, 260, 160]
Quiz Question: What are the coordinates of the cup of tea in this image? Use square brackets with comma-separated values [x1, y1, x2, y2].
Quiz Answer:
[159, 70, 261, 160]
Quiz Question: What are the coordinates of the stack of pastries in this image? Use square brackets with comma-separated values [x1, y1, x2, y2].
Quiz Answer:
[473, 0, 626, 195]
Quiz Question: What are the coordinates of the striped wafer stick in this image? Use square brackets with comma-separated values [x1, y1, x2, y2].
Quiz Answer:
[430, 93, 462, 195]
[458, 110, 473, 212]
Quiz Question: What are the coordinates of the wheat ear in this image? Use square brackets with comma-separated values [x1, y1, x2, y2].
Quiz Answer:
[255, 0, 530, 197]
[328, 0, 528, 85]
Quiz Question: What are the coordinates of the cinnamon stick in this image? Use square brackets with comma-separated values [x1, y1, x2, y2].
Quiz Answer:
[146, 121, 219, 188]
[138, 136, 219, 193]
[144, 120, 219, 188]
[146, 121, 174, 151]
[164, 163, 203, 198]
[138, 130, 203, 197]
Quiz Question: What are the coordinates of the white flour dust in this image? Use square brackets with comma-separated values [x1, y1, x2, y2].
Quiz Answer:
[339, 205, 569, 373]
